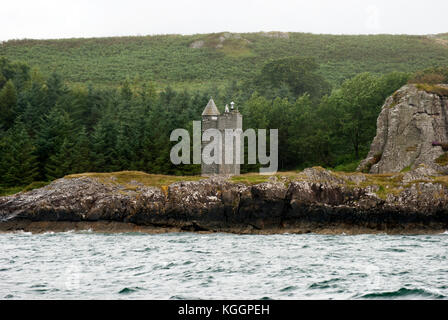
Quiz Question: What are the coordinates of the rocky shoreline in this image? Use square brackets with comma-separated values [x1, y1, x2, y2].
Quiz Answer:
[0, 220, 446, 235]
[1, 167, 448, 234]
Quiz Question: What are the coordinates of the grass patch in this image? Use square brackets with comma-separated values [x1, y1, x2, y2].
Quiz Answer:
[3, 169, 445, 202]
[231, 171, 300, 186]
[0, 181, 50, 196]
[333, 159, 361, 172]
[65, 171, 204, 189]
[230, 174, 271, 185]
[376, 185, 387, 199]
[358, 173, 404, 199]
[434, 176, 448, 187]
[415, 84, 448, 96]
[388, 101, 398, 108]
[22, 181, 51, 192]
[0, 186, 25, 196]
[400, 165, 412, 173]
[234, 169, 406, 201]
[389, 90, 403, 108]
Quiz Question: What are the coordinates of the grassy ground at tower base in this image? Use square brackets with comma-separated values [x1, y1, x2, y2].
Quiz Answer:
[3, 168, 448, 200]
[0, 171, 293, 196]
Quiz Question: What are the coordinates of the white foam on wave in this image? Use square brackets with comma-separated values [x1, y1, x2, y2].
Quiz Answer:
[13, 230, 32, 235]
[59, 229, 76, 234]
[79, 228, 93, 233]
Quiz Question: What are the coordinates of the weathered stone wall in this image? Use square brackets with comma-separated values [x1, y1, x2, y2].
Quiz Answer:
[201, 115, 220, 176]
[201, 110, 242, 176]
[217, 111, 242, 176]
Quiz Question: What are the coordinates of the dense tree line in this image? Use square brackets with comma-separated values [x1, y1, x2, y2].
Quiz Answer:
[0, 56, 429, 194]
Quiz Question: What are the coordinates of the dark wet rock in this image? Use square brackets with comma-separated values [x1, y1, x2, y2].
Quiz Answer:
[1, 168, 448, 233]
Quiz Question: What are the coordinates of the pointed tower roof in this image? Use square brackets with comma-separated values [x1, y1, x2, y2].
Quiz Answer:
[202, 98, 220, 116]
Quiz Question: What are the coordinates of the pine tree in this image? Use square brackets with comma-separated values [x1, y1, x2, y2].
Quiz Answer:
[45, 137, 75, 180]
[91, 110, 119, 172]
[0, 73, 6, 89]
[2, 123, 39, 186]
[0, 80, 18, 130]
[20, 81, 51, 136]
[115, 123, 135, 170]
[36, 105, 76, 179]
[0, 131, 8, 185]
[71, 126, 92, 174]
[120, 79, 133, 101]
[46, 73, 66, 107]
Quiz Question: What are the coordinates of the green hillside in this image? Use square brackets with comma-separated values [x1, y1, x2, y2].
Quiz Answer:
[1, 32, 448, 89]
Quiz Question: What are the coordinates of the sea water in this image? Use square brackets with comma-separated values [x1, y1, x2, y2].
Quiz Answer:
[1, 231, 448, 299]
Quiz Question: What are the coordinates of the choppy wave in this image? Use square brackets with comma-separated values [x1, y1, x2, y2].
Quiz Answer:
[358, 288, 446, 299]
[118, 287, 145, 294]
[1, 232, 448, 299]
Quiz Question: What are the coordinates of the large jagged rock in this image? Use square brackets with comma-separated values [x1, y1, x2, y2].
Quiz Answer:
[1, 168, 448, 233]
[358, 84, 448, 174]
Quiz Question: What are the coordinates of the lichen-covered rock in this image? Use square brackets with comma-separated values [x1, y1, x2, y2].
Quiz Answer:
[259, 31, 289, 39]
[402, 165, 440, 184]
[1, 168, 448, 233]
[358, 84, 448, 173]
[189, 40, 204, 48]
[300, 167, 345, 184]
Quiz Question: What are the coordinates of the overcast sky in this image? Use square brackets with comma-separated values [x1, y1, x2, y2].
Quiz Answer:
[1, 0, 447, 41]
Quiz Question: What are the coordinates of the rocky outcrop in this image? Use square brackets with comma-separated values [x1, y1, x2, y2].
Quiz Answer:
[189, 40, 204, 49]
[358, 84, 448, 174]
[1, 167, 448, 234]
[189, 33, 251, 49]
[258, 31, 290, 39]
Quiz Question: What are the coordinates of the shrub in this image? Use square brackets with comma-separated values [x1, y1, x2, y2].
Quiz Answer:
[415, 84, 448, 96]
[408, 67, 448, 84]
[21, 181, 50, 192]
[333, 160, 361, 172]
[0, 181, 50, 196]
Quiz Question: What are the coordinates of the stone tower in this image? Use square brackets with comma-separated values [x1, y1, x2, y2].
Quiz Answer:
[201, 98, 242, 176]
